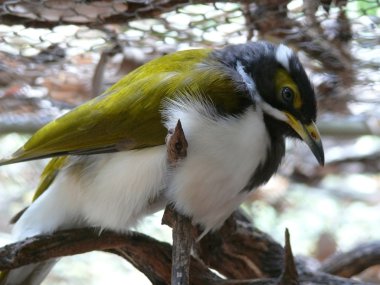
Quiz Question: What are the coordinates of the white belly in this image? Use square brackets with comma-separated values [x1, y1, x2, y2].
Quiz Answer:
[78, 146, 168, 230]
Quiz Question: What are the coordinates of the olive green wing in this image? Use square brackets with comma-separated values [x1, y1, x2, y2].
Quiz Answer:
[0, 49, 212, 165]
[0, 48, 248, 166]
[32, 156, 69, 201]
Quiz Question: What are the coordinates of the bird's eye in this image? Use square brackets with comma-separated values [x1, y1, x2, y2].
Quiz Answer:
[281, 87, 294, 104]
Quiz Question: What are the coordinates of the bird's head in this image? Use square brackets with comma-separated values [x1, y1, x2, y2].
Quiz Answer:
[217, 42, 324, 165]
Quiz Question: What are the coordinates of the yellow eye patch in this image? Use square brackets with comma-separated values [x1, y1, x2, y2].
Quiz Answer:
[275, 68, 302, 109]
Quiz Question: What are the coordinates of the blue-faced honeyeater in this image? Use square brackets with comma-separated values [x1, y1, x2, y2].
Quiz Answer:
[0, 41, 324, 285]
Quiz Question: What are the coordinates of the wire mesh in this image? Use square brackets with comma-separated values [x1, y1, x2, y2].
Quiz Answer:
[0, 0, 379, 123]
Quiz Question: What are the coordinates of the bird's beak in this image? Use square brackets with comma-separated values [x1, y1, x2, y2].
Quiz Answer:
[285, 113, 324, 166]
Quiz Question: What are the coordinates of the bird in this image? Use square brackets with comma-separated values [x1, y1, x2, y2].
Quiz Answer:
[0, 41, 324, 285]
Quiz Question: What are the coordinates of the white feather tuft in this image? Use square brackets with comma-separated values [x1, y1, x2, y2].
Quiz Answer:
[236, 60, 258, 101]
[275, 44, 293, 71]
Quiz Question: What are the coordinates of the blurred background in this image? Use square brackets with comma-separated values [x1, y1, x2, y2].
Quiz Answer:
[0, 0, 379, 284]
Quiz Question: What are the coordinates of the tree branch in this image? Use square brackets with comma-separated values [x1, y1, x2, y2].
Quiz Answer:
[0, 228, 143, 270]
[194, 211, 284, 279]
[164, 119, 192, 285]
[320, 242, 380, 278]
[278, 229, 298, 285]
[0, 219, 376, 285]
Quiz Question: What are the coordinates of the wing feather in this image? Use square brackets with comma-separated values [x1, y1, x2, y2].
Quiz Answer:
[0, 48, 249, 165]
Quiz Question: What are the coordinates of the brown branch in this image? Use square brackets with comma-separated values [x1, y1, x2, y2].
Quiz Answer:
[0, 228, 145, 270]
[164, 119, 192, 285]
[163, 208, 284, 281]
[91, 46, 118, 98]
[0, 220, 375, 285]
[0, 228, 220, 285]
[162, 209, 373, 285]
[106, 238, 219, 285]
[194, 211, 284, 279]
[320, 242, 380, 278]
[162, 206, 193, 285]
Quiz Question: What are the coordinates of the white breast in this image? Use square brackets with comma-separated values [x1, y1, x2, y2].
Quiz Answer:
[164, 101, 270, 232]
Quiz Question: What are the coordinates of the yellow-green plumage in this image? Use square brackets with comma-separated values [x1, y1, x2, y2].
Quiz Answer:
[0, 48, 246, 165]
[32, 156, 69, 201]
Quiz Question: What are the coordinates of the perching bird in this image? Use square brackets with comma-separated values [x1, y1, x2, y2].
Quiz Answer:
[0, 41, 324, 285]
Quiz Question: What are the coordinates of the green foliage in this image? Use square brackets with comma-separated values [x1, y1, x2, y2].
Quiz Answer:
[357, 0, 380, 16]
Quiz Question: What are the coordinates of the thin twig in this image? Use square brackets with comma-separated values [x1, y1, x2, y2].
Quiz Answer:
[165, 119, 192, 285]
[320, 242, 380, 278]
[170, 207, 192, 285]
[278, 229, 299, 285]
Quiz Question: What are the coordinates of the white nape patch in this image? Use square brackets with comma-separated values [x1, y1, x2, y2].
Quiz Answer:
[164, 98, 270, 233]
[275, 44, 293, 71]
[236, 60, 257, 101]
[261, 101, 288, 122]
